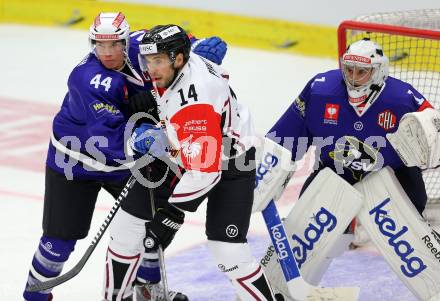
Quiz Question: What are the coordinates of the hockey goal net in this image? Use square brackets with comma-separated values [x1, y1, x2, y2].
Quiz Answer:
[338, 9, 440, 223]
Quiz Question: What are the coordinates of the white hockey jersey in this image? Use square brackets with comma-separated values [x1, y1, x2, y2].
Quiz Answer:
[157, 54, 256, 204]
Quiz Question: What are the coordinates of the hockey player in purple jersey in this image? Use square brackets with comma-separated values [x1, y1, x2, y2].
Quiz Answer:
[269, 38, 432, 213]
[257, 38, 440, 299]
[23, 12, 227, 301]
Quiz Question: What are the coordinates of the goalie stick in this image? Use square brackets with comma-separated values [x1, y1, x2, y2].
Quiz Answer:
[262, 200, 360, 301]
[26, 174, 137, 293]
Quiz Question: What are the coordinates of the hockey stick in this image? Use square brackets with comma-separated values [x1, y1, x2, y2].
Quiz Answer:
[27, 175, 138, 292]
[145, 166, 171, 301]
[262, 200, 360, 301]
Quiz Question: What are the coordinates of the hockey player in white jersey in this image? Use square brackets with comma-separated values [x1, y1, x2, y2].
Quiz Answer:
[125, 24, 279, 300]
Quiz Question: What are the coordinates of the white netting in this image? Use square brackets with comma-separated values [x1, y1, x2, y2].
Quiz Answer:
[340, 9, 440, 204]
[355, 9, 440, 31]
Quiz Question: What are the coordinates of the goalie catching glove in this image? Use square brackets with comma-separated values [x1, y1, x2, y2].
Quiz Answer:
[144, 204, 185, 251]
[386, 108, 440, 169]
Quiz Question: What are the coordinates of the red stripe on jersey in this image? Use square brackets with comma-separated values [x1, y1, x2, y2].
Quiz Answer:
[417, 100, 434, 112]
[223, 97, 232, 127]
[170, 104, 222, 172]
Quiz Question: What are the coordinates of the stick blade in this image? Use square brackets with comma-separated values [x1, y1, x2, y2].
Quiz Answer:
[307, 287, 360, 301]
[27, 269, 78, 292]
[27, 247, 91, 292]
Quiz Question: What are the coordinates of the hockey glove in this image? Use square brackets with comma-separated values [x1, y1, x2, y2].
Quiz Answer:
[192, 37, 227, 65]
[128, 90, 160, 122]
[386, 108, 440, 169]
[131, 123, 168, 157]
[144, 204, 185, 251]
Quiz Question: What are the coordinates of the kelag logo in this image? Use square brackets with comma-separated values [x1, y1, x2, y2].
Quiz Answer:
[255, 153, 278, 188]
[291, 207, 337, 268]
[270, 223, 289, 260]
[369, 198, 427, 277]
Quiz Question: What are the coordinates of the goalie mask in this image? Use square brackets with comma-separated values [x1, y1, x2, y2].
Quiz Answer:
[89, 12, 130, 57]
[341, 38, 389, 114]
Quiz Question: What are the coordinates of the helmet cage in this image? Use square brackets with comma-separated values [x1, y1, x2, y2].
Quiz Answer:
[341, 39, 389, 106]
[341, 58, 380, 91]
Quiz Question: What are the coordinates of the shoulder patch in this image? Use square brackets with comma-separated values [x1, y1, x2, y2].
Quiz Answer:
[293, 97, 306, 117]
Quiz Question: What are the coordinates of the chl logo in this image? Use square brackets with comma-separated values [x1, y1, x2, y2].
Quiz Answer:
[291, 207, 337, 268]
[377, 109, 396, 130]
[370, 198, 427, 278]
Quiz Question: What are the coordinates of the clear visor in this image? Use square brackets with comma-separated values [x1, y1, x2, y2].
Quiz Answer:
[138, 53, 173, 72]
[91, 40, 125, 56]
[341, 60, 375, 90]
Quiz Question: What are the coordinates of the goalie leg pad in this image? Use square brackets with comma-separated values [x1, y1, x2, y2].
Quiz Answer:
[261, 168, 363, 299]
[207, 240, 276, 301]
[355, 167, 440, 301]
[103, 209, 146, 300]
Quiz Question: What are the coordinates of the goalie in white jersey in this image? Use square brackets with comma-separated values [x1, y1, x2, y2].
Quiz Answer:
[124, 25, 278, 300]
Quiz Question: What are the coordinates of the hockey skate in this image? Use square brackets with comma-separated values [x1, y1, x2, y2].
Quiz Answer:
[135, 281, 188, 301]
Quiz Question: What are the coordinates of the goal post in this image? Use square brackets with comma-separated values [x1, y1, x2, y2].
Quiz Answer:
[337, 9, 440, 220]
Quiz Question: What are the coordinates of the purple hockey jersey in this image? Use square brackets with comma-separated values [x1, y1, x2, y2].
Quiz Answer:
[47, 32, 149, 181]
[268, 69, 433, 184]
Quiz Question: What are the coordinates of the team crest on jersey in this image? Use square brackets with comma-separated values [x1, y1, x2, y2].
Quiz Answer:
[323, 103, 340, 125]
[182, 137, 202, 162]
[377, 109, 396, 131]
[329, 136, 381, 181]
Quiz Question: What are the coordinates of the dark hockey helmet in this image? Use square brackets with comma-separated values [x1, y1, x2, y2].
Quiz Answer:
[139, 25, 191, 65]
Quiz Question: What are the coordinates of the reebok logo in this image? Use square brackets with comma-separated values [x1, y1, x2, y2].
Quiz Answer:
[421, 233, 440, 264]
[260, 245, 276, 267]
[218, 264, 238, 273]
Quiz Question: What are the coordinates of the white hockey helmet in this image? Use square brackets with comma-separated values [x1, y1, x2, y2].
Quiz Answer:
[89, 12, 130, 52]
[341, 38, 389, 106]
